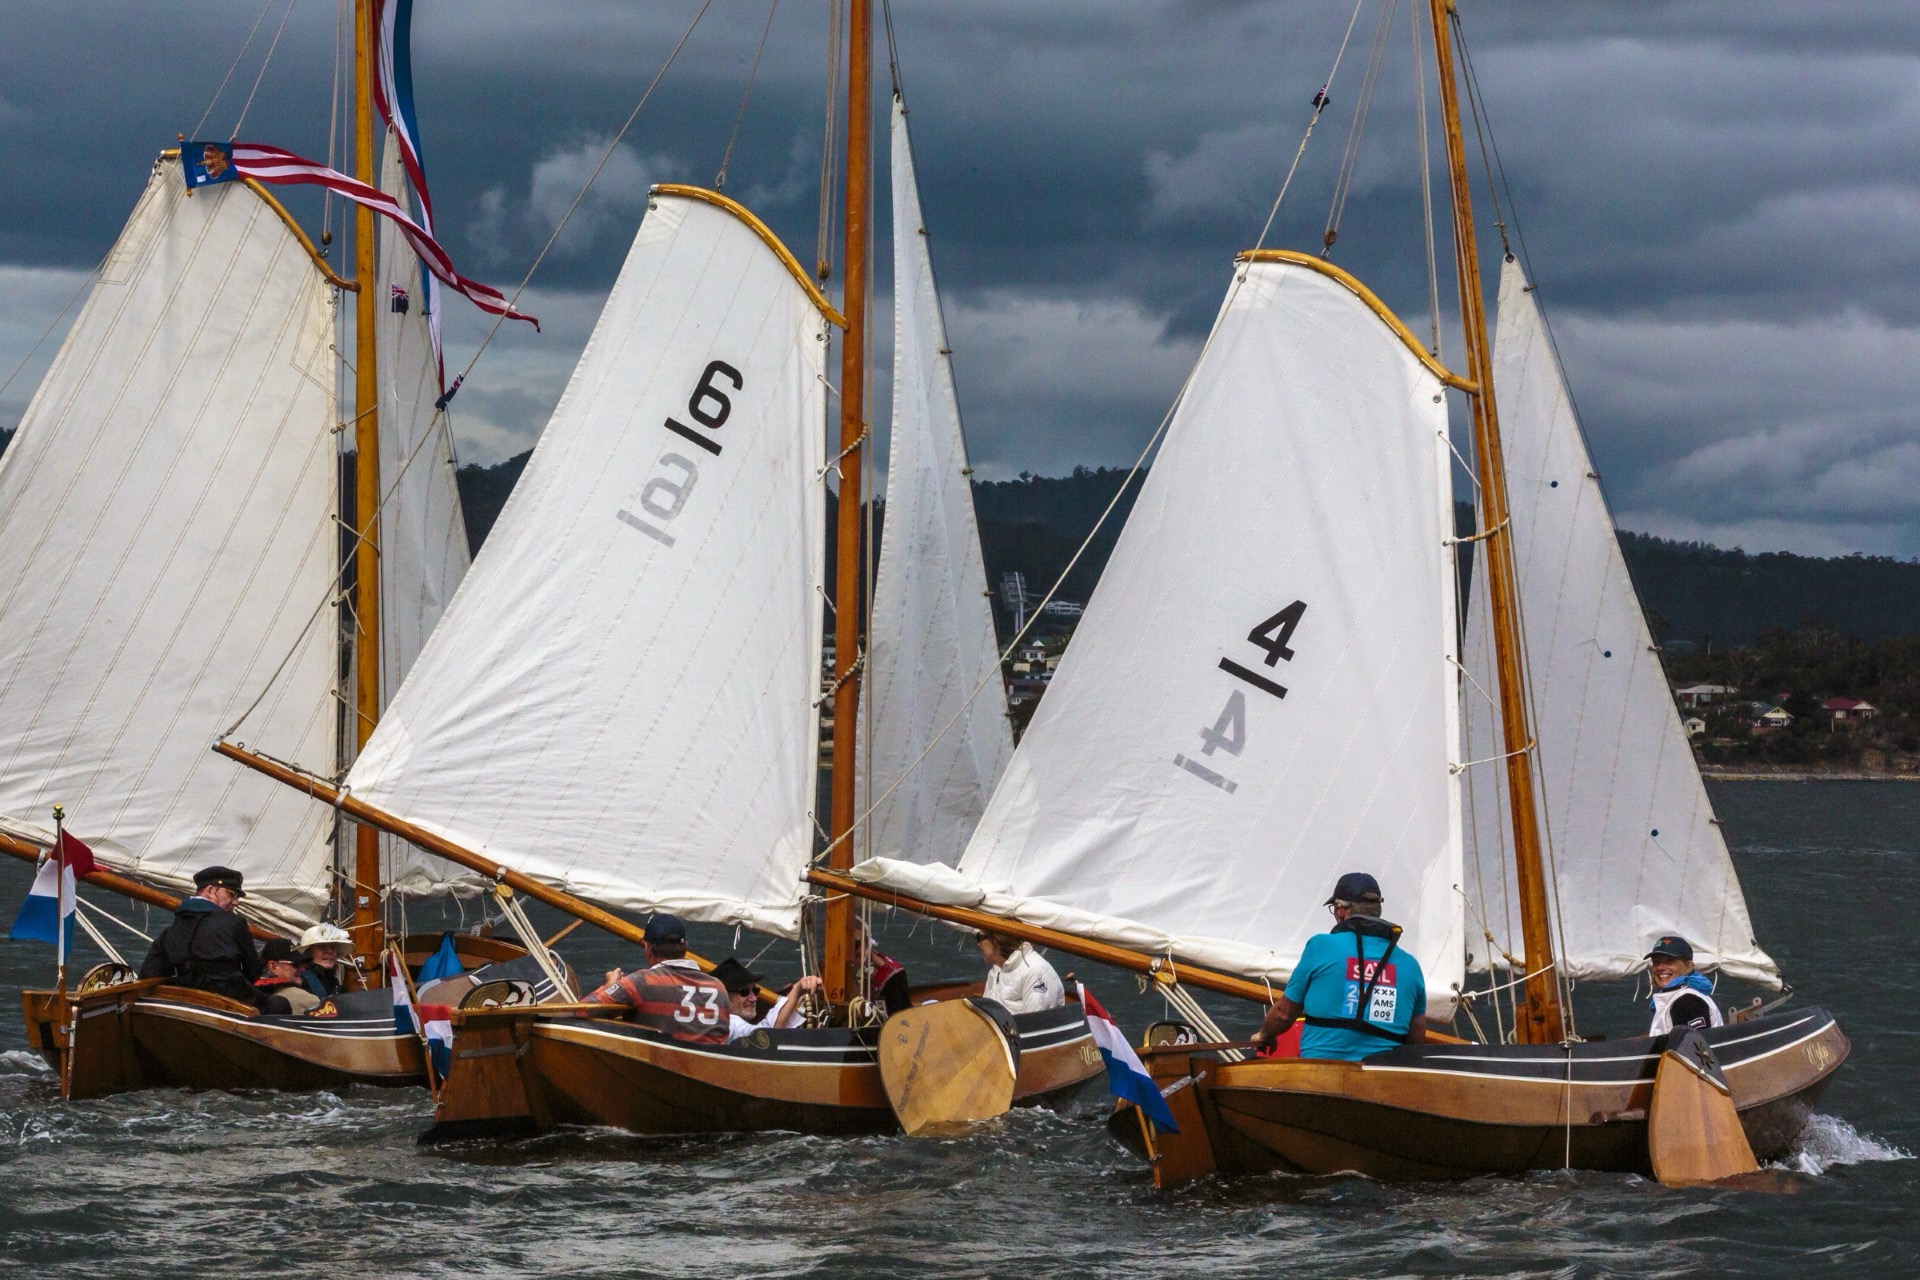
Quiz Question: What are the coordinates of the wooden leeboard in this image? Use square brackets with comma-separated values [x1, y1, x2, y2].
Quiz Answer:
[1648, 1032, 1760, 1186]
[880, 1001, 1017, 1136]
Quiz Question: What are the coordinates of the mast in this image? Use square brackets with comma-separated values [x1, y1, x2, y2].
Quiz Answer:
[1430, 0, 1564, 1043]
[823, 0, 873, 1009]
[350, 0, 385, 970]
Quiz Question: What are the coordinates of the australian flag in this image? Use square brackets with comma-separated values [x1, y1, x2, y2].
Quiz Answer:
[181, 141, 240, 189]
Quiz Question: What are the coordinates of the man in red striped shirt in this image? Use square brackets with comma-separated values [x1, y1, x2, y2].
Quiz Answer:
[583, 913, 730, 1044]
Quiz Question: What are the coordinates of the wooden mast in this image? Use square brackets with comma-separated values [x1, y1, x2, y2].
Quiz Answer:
[349, 0, 385, 971]
[823, 0, 873, 1009]
[1429, 0, 1564, 1043]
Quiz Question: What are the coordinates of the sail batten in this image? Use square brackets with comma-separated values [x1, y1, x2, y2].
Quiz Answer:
[1463, 260, 1778, 987]
[343, 192, 828, 937]
[858, 99, 1013, 867]
[859, 258, 1465, 1005]
[0, 161, 339, 930]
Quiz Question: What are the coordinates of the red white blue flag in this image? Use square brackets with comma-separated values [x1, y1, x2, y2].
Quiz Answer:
[1078, 982, 1180, 1132]
[180, 139, 538, 332]
[9, 831, 98, 959]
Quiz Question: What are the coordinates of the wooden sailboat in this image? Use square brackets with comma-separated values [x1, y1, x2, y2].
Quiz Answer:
[222, 0, 1101, 1140]
[826, 0, 1847, 1185]
[8, 0, 532, 1098]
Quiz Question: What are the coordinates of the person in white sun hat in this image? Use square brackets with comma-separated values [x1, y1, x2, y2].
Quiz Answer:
[295, 922, 354, 1001]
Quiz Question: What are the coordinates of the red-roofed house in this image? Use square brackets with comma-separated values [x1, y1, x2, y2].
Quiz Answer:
[1824, 697, 1878, 723]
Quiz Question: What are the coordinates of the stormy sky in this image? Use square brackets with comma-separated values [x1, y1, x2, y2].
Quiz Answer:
[4, 1, 1919, 557]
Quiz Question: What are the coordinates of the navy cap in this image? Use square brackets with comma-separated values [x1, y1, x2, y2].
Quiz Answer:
[1325, 872, 1382, 905]
[643, 912, 687, 945]
[1645, 934, 1693, 962]
[193, 865, 246, 897]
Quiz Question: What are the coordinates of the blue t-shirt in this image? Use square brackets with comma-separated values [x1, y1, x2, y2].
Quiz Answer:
[1283, 925, 1426, 1061]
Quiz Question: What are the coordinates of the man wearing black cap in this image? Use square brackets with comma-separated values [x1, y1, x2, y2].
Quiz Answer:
[1645, 934, 1722, 1036]
[137, 866, 289, 1012]
[583, 912, 732, 1044]
[1251, 872, 1428, 1061]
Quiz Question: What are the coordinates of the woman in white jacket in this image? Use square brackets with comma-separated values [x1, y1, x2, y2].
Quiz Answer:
[977, 931, 1065, 1014]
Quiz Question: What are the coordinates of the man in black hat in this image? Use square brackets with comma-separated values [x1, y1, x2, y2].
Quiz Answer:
[713, 957, 823, 1042]
[582, 912, 732, 1044]
[1251, 872, 1428, 1061]
[1645, 934, 1721, 1036]
[138, 866, 291, 1013]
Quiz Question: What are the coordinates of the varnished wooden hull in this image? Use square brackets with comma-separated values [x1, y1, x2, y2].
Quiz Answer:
[1112, 1007, 1848, 1182]
[21, 933, 527, 1100]
[423, 999, 1102, 1142]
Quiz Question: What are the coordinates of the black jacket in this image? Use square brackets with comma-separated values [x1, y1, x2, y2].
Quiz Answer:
[139, 898, 265, 1004]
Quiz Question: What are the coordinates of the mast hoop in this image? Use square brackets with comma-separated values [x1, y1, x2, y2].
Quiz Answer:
[652, 184, 848, 329]
[1236, 249, 1471, 391]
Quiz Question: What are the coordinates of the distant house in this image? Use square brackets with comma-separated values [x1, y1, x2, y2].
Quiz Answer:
[1015, 644, 1049, 664]
[1683, 716, 1706, 738]
[1040, 600, 1083, 618]
[1756, 705, 1794, 730]
[1823, 697, 1879, 723]
[1673, 683, 1734, 708]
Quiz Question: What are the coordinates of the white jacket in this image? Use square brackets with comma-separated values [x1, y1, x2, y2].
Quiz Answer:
[1648, 983, 1725, 1036]
[983, 943, 1065, 1014]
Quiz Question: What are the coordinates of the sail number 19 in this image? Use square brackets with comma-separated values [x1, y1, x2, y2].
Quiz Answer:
[1172, 600, 1306, 795]
[618, 360, 742, 548]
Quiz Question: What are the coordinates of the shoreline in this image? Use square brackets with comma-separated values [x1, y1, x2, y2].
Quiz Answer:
[1702, 770, 1920, 782]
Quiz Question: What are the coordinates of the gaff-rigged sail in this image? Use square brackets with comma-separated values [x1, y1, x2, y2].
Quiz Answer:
[857, 98, 1013, 866]
[857, 256, 1465, 1003]
[372, 136, 478, 900]
[343, 190, 830, 937]
[1463, 260, 1778, 986]
[0, 161, 339, 931]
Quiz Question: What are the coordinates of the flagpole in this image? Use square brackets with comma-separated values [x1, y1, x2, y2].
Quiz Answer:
[51, 804, 66, 997]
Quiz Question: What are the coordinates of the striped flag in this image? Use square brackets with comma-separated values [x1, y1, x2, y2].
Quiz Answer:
[371, 0, 449, 389]
[1078, 982, 1180, 1132]
[182, 140, 537, 333]
[9, 831, 98, 958]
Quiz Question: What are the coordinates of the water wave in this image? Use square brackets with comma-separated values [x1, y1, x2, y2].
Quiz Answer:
[1777, 1112, 1910, 1175]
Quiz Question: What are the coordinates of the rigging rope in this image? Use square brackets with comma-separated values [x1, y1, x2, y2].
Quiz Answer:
[191, 0, 277, 140]
[1247, 0, 1369, 257]
[1410, 0, 1441, 357]
[231, 0, 297, 139]
[816, 0, 845, 281]
[715, 0, 781, 191]
[1321, 0, 1398, 255]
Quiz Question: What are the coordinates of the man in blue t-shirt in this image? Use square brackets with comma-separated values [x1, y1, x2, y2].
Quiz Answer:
[1252, 872, 1428, 1061]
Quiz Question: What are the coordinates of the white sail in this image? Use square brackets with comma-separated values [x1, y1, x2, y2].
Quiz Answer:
[373, 136, 478, 899]
[344, 190, 830, 937]
[858, 98, 1013, 866]
[1463, 260, 1778, 986]
[0, 160, 339, 929]
[858, 255, 1466, 1003]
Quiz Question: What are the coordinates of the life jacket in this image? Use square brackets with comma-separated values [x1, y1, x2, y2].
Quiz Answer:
[869, 950, 905, 991]
[605, 963, 730, 1044]
[154, 902, 249, 991]
[1648, 978, 1724, 1036]
[1299, 915, 1411, 1045]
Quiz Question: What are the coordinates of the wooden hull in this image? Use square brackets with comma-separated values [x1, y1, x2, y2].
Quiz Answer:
[21, 933, 527, 1100]
[423, 999, 1102, 1142]
[1111, 1007, 1847, 1183]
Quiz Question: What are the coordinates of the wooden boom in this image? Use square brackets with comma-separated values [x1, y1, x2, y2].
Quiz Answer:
[0, 829, 276, 942]
[807, 868, 1278, 1006]
[215, 742, 779, 1002]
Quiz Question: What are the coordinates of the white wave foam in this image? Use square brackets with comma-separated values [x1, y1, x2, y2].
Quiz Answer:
[1777, 1112, 1910, 1175]
[0, 1049, 51, 1075]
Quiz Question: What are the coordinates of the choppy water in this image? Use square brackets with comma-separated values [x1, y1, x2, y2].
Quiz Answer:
[1, 781, 1914, 1278]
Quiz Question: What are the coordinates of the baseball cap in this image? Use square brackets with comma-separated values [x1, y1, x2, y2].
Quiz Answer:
[1325, 872, 1382, 905]
[1645, 934, 1693, 962]
[644, 912, 687, 945]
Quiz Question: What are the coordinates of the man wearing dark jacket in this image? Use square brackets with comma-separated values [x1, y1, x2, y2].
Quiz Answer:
[138, 866, 289, 1013]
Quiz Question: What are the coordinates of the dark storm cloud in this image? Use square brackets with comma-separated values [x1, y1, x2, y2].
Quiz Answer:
[5, 2, 1920, 554]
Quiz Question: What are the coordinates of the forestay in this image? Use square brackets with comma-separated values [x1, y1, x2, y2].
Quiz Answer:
[344, 191, 829, 937]
[1463, 260, 1777, 986]
[372, 137, 479, 899]
[0, 160, 338, 930]
[857, 99, 1013, 866]
[857, 256, 1465, 1004]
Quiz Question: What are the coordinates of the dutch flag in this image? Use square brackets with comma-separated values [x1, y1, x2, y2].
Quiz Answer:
[388, 950, 453, 1078]
[1078, 982, 1180, 1132]
[9, 831, 97, 958]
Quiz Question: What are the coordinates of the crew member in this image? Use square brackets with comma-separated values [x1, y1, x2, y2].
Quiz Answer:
[1644, 934, 1722, 1035]
[583, 913, 731, 1044]
[138, 867, 290, 1013]
[855, 925, 912, 1019]
[713, 957, 822, 1041]
[977, 930, 1065, 1014]
[256, 938, 320, 1015]
[295, 923, 353, 999]
[1252, 872, 1427, 1061]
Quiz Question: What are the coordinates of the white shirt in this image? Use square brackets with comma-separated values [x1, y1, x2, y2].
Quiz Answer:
[983, 943, 1064, 1014]
[726, 988, 806, 1042]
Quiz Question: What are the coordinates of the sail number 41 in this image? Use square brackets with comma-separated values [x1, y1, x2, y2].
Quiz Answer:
[1173, 600, 1306, 795]
[618, 360, 742, 548]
